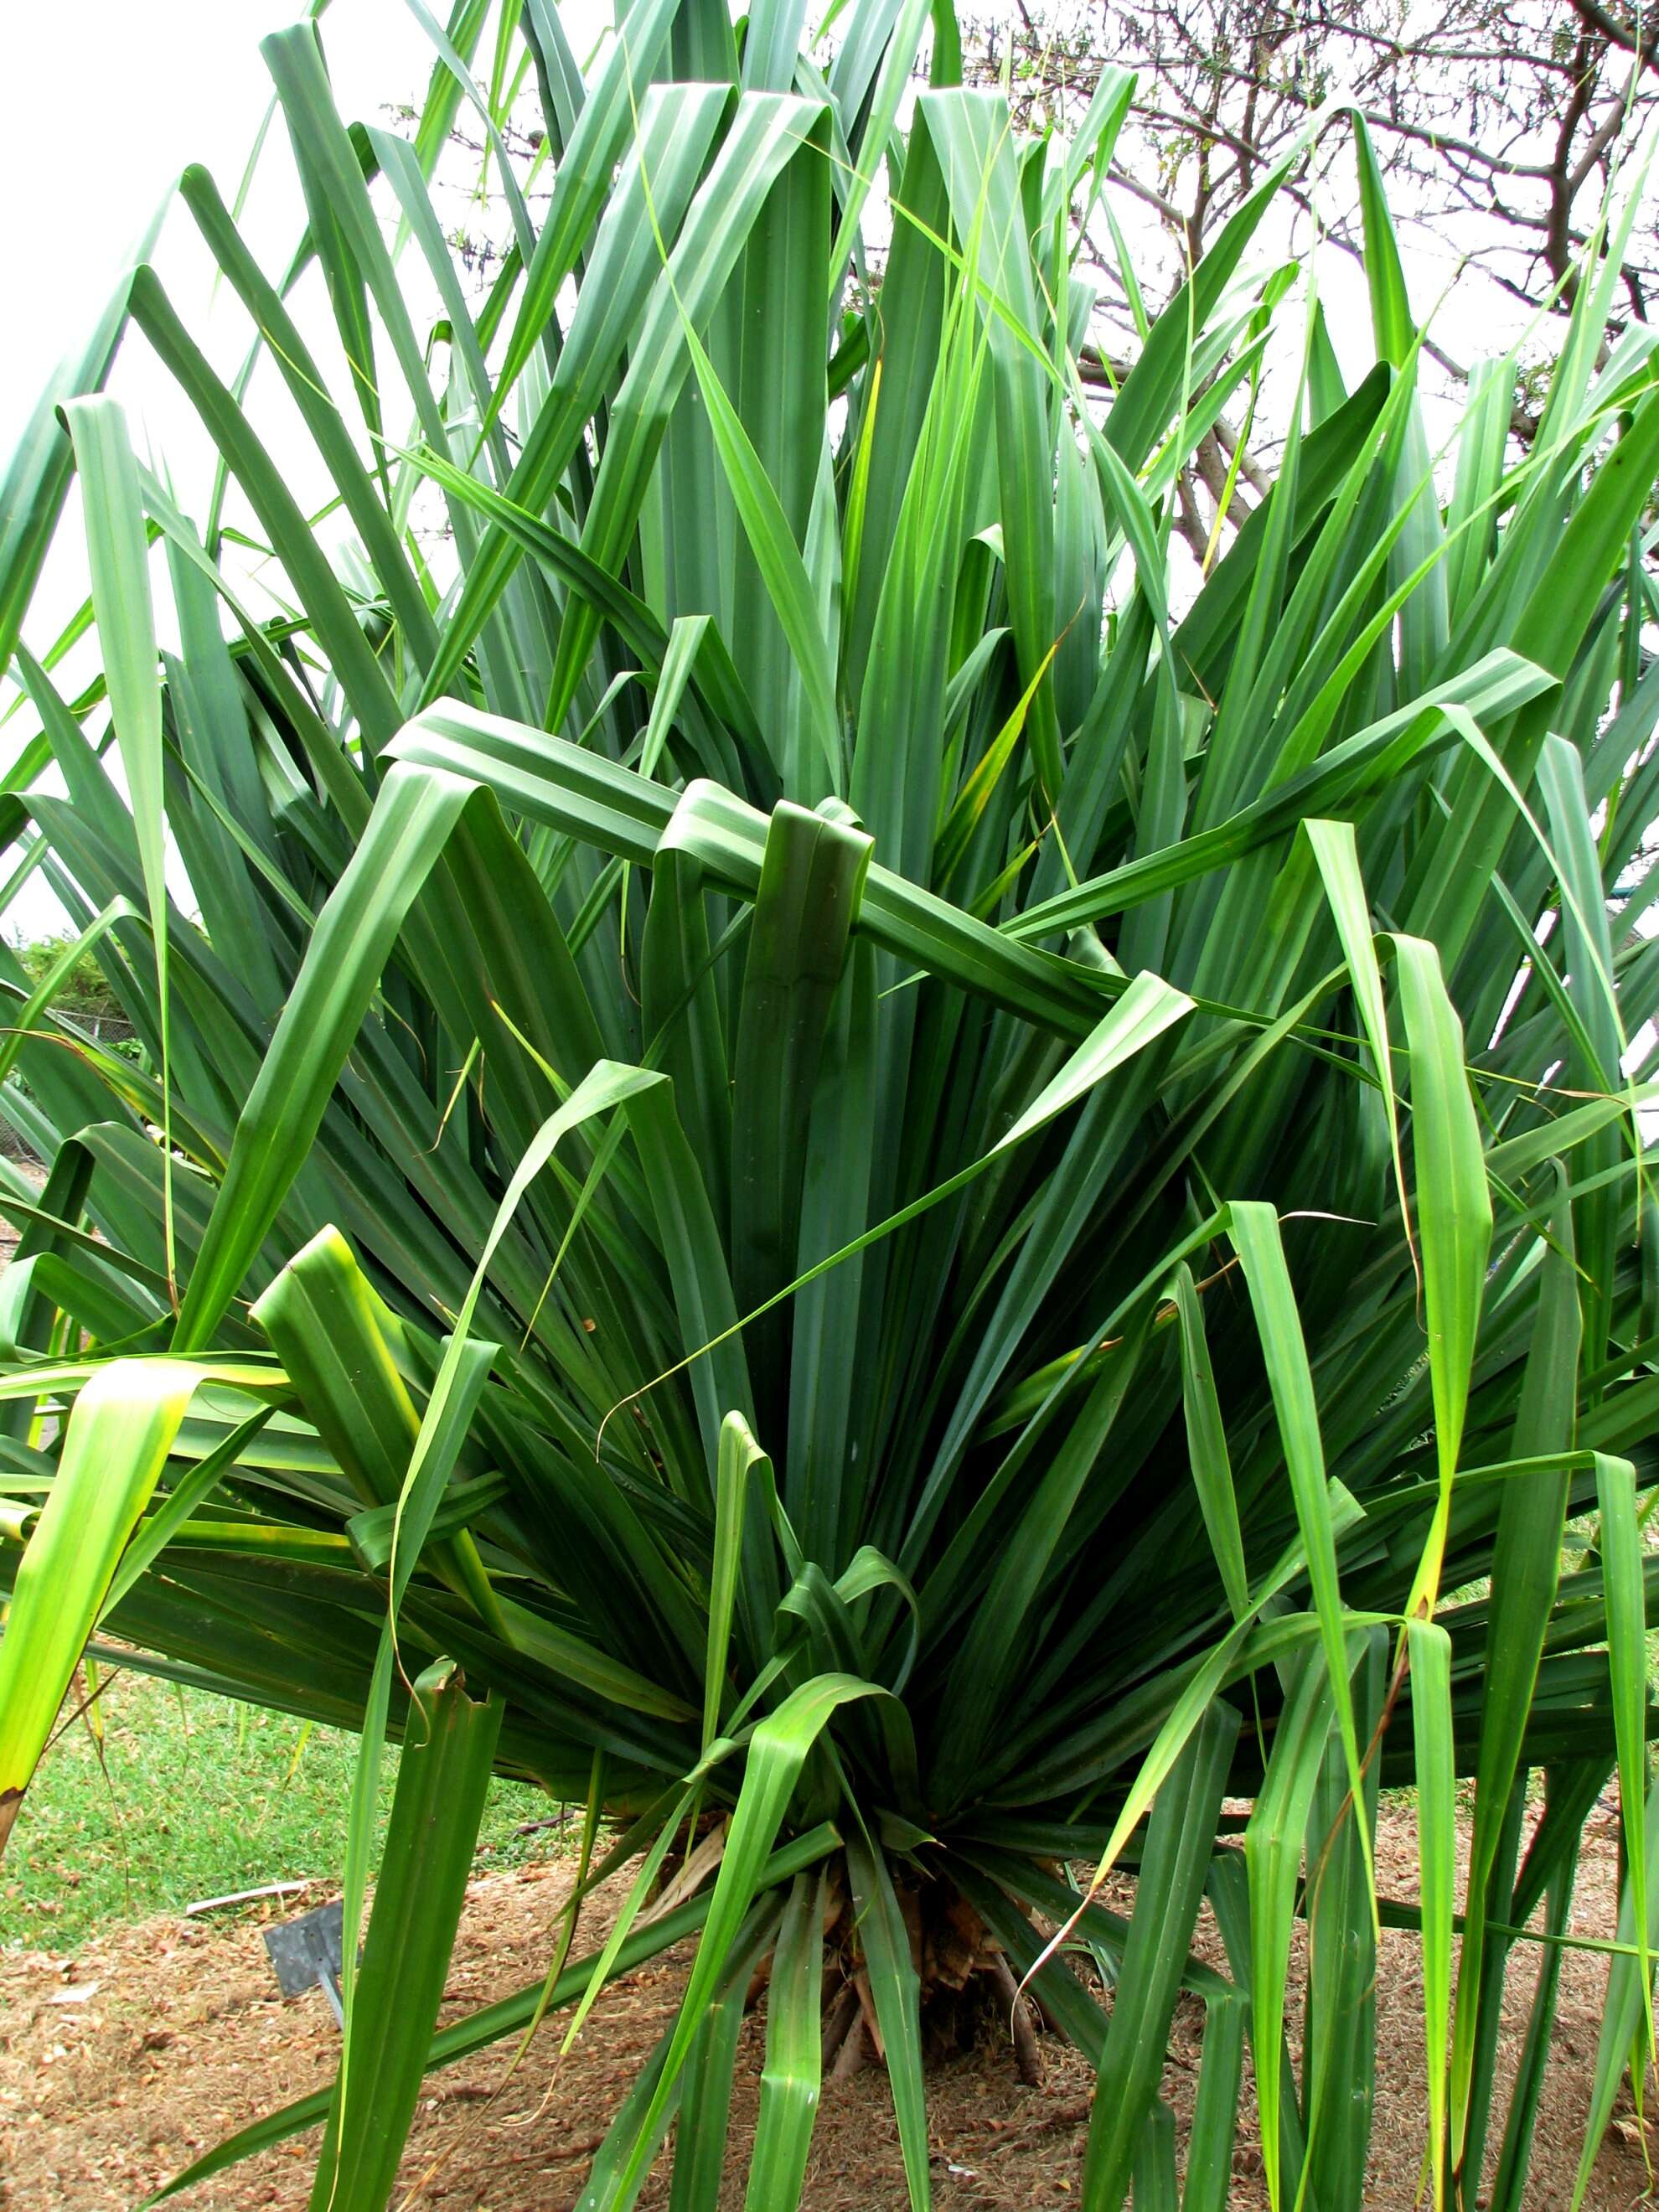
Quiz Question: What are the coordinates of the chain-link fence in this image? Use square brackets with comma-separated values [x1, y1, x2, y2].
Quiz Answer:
[0, 1011, 139, 1168]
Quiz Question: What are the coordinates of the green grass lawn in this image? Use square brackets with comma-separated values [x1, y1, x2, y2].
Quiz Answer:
[3, 1662, 566, 1952]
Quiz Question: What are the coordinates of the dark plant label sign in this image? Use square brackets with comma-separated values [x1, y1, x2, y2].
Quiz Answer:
[263, 1899, 346, 2026]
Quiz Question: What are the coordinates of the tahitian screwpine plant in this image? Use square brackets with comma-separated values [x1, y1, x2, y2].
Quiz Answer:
[1, 2, 1659, 2206]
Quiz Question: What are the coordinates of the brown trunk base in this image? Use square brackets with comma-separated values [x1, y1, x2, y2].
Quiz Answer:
[819, 1867, 1047, 2091]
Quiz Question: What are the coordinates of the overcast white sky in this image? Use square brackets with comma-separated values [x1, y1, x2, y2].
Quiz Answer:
[0, 1, 1646, 938]
[0, 4, 457, 926]
[0, 1, 1596, 598]
[2, 4, 442, 439]
[2, 0, 1585, 601]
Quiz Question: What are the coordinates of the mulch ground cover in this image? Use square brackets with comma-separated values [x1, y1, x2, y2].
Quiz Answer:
[1, 1801, 1648, 2209]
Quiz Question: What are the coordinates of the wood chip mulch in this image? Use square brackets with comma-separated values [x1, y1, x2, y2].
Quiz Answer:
[0, 1805, 1649, 2209]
